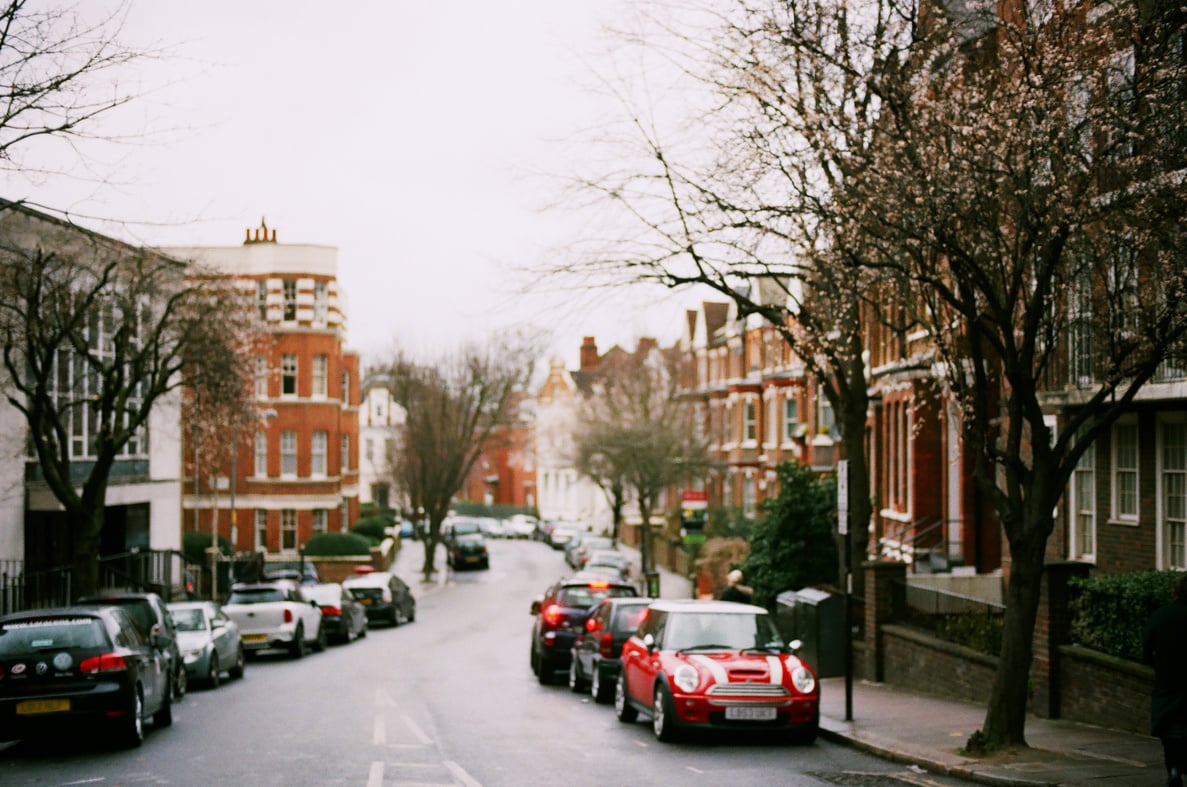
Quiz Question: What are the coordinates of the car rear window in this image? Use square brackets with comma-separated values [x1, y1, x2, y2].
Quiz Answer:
[611, 605, 649, 633]
[228, 588, 286, 604]
[557, 585, 636, 609]
[170, 608, 206, 632]
[0, 618, 110, 654]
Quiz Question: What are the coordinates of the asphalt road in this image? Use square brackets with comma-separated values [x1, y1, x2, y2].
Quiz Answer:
[0, 539, 980, 786]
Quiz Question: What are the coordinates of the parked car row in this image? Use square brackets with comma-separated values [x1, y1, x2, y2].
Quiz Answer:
[529, 542, 821, 745]
[0, 567, 419, 750]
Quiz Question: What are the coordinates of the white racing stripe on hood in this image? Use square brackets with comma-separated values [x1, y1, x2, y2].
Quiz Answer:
[688, 654, 728, 684]
[766, 656, 783, 684]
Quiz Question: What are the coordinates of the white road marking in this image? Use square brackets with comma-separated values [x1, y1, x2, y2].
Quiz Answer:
[442, 760, 483, 787]
[376, 687, 398, 707]
[686, 766, 705, 774]
[61, 781, 105, 785]
[366, 761, 383, 787]
[403, 715, 433, 745]
[373, 715, 386, 746]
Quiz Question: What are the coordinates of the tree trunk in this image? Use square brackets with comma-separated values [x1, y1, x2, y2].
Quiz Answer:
[421, 517, 442, 580]
[979, 526, 1046, 748]
[70, 506, 104, 599]
[639, 501, 653, 576]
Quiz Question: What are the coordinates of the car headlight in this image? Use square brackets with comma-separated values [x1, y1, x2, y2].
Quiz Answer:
[791, 664, 816, 694]
[673, 664, 700, 693]
[183, 647, 205, 664]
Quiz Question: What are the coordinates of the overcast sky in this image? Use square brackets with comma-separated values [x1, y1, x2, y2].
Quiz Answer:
[3, 1, 705, 371]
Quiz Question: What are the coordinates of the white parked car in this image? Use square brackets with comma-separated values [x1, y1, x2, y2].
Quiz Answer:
[222, 580, 326, 659]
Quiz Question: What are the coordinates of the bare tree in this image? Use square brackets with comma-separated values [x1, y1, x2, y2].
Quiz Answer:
[848, 1, 1187, 749]
[573, 343, 708, 575]
[381, 334, 541, 580]
[0, 200, 260, 596]
[0, 0, 147, 183]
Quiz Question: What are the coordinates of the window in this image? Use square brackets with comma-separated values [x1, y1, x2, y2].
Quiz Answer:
[1112, 419, 1139, 521]
[312, 431, 327, 476]
[817, 386, 835, 435]
[766, 395, 778, 445]
[743, 398, 757, 443]
[282, 279, 297, 321]
[341, 370, 351, 405]
[281, 354, 297, 396]
[1070, 435, 1096, 560]
[1070, 266, 1094, 385]
[312, 509, 327, 534]
[341, 434, 350, 473]
[312, 355, 328, 397]
[254, 356, 268, 399]
[784, 397, 800, 441]
[1160, 418, 1187, 569]
[254, 431, 268, 476]
[313, 281, 328, 323]
[257, 281, 268, 321]
[1105, 49, 1136, 160]
[281, 509, 297, 551]
[742, 475, 757, 518]
[365, 437, 374, 462]
[255, 510, 268, 552]
[281, 431, 297, 477]
[1108, 237, 1140, 343]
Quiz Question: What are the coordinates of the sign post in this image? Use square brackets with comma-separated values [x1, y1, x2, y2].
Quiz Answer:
[680, 491, 708, 599]
[836, 459, 853, 722]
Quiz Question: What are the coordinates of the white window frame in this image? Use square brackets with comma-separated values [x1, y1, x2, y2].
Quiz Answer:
[282, 279, 297, 321]
[254, 356, 268, 399]
[783, 396, 800, 443]
[1069, 434, 1096, 561]
[313, 281, 328, 323]
[1157, 415, 1187, 570]
[743, 397, 757, 445]
[341, 433, 350, 473]
[312, 355, 328, 398]
[257, 281, 268, 321]
[281, 354, 298, 397]
[253, 431, 268, 477]
[281, 430, 298, 477]
[312, 508, 327, 534]
[1111, 417, 1139, 523]
[255, 509, 268, 552]
[312, 431, 327, 477]
[281, 509, 297, 552]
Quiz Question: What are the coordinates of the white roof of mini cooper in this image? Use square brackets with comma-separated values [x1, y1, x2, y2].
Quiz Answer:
[646, 599, 767, 614]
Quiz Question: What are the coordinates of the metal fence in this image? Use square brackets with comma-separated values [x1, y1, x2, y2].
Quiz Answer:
[0, 560, 73, 615]
[892, 579, 1005, 656]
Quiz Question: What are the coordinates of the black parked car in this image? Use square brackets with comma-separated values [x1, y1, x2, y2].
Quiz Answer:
[446, 533, 490, 570]
[569, 596, 653, 702]
[529, 576, 638, 685]
[342, 570, 416, 626]
[304, 582, 368, 643]
[76, 591, 186, 701]
[0, 605, 173, 747]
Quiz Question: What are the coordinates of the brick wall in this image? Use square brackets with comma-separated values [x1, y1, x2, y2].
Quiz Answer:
[881, 624, 998, 704]
[1058, 644, 1153, 736]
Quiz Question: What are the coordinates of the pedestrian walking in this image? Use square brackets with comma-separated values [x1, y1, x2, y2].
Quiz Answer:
[718, 569, 753, 604]
[1144, 571, 1187, 787]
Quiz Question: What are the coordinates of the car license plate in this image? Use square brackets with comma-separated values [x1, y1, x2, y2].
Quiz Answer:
[242, 634, 267, 643]
[464, 556, 480, 563]
[359, 598, 372, 605]
[725, 706, 777, 721]
[16, 698, 70, 715]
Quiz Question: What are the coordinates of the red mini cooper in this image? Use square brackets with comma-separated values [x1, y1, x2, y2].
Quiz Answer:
[615, 599, 819, 743]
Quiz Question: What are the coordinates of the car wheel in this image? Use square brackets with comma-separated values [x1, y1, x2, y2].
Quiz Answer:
[536, 653, 555, 685]
[154, 690, 173, 728]
[390, 608, 400, 627]
[207, 653, 221, 689]
[172, 664, 187, 700]
[591, 666, 612, 704]
[359, 621, 368, 638]
[789, 726, 819, 745]
[228, 646, 246, 679]
[312, 623, 328, 653]
[568, 657, 587, 693]
[119, 688, 145, 748]
[407, 603, 416, 623]
[653, 683, 680, 742]
[530, 643, 540, 675]
[290, 625, 306, 659]
[614, 673, 637, 723]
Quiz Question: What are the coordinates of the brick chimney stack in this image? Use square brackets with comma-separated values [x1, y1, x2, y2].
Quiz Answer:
[580, 336, 599, 371]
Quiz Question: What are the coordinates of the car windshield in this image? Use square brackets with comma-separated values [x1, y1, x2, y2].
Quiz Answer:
[556, 585, 635, 609]
[170, 608, 207, 632]
[228, 588, 286, 604]
[0, 618, 109, 654]
[612, 605, 649, 633]
[663, 612, 783, 652]
[450, 521, 482, 536]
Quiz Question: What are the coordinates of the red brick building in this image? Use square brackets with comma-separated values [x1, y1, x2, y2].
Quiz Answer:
[167, 220, 360, 555]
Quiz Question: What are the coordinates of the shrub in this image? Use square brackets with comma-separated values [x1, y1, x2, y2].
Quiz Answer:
[302, 532, 374, 557]
[182, 530, 232, 564]
[351, 516, 390, 544]
[935, 612, 1003, 656]
[1069, 570, 1177, 662]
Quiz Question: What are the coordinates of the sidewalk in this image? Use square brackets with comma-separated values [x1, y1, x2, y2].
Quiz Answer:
[617, 544, 1167, 786]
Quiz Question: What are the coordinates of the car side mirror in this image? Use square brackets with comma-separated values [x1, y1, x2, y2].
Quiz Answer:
[788, 638, 803, 653]
[311, 600, 320, 608]
[643, 633, 656, 652]
[530, 598, 542, 616]
[212, 619, 226, 630]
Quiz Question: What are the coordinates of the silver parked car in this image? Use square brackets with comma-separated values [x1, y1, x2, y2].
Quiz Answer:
[167, 600, 246, 688]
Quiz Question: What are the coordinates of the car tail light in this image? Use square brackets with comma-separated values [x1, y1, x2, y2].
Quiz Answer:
[321, 606, 341, 616]
[543, 604, 562, 627]
[585, 617, 599, 632]
[382, 589, 392, 603]
[599, 633, 614, 658]
[284, 608, 294, 624]
[588, 581, 609, 589]
[79, 653, 128, 674]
